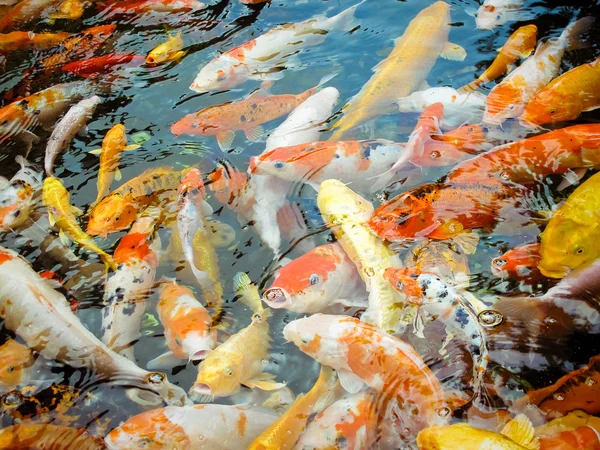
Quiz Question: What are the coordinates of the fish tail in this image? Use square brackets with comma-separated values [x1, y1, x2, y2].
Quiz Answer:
[458, 79, 482, 94]
[100, 252, 117, 272]
[562, 16, 594, 50]
[321, 0, 364, 32]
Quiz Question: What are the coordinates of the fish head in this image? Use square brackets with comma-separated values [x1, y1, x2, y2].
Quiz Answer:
[475, 3, 508, 30]
[416, 424, 478, 449]
[0, 181, 36, 230]
[249, 145, 312, 180]
[87, 194, 138, 237]
[0, 104, 29, 144]
[104, 407, 191, 450]
[170, 112, 209, 137]
[84, 24, 117, 41]
[206, 165, 248, 206]
[263, 244, 346, 311]
[104, 123, 127, 147]
[190, 354, 244, 400]
[521, 92, 577, 127]
[146, 40, 175, 65]
[179, 330, 216, 362]
[190, 59, 242, 93]
[383, 268, 423, 303]
[484, 84, 525, 125]
[0, 340, 33, 391]
[177, 168, 205, 206]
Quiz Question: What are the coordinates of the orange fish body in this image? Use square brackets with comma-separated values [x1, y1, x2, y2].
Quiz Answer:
[93, 124, 128, 205]
[171, 88, 316, 150]
[0, 0, 61, 32]
[101, 0, 205, 14]
[0, 339, 34, 392]
[461, 24, 538, 92]
[62, 54, 145, 78]
[491, 243, 542, 282]
[540, 427, 600, 450]
[0, 424, 105, 450]
[47, 0, 85, 20]
[521, 57, 600, 126]
[0, 31, 69, 53]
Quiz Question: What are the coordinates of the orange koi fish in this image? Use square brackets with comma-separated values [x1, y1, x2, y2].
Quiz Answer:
[0, 31, 69, 53]
[0, 424, 105, 450]
[521, 57, 600, 126]
[491, 242, 542, 282]
[0, 339, 34, 393]
[447, 124, 600, 186]
[539, 427, 600, 450]
[148, 281, 216, 370]
[87, 166, 186, 237]
[100, 0, 205, 15]
[460, 24, 537, 92]
[0, 0, 61, 32]
[62, 54, 145, 78]
[171, 86, 320, 151]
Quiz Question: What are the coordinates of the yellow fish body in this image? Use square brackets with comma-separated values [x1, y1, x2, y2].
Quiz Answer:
[330, 1, 464, 140]
[417, 414, 540, 450]
[539, 171, 600, 278]
[317, 179, 409, 333]
[146, 31, 186, 65]
[42, 177, 115, 271]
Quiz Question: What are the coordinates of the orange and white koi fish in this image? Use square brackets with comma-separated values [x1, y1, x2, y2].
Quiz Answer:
[104, 404, 276, 449]
[0, 156, 42, 231]
[148, 281, 216, 370]
[87, 166, 186, 237]
[146, 31, 186, 65]
[89, 124, 140, 206]
[0, 31, 69, 53]
[0, 424, 105, 450]
[0, 81, 94, 150]
[262, 243, 367, 314]
[248, 366, 337, 450]
[172, 85, 320, 151]
[0, 339, 34, 393]
[0, 246, 189, 406]
[44, 96, 101, 176]
[484, 18, 593, 125]
[100, 214, 161, 360]
[461, 24, 538, 92]
[521, 57, 600, 126]
[330, 1, 465, 140]
[189, 2, 362, 93]
[62, 54, 146, 78]
[190, 308, 283, 401]
[42, 177, 115, 271]
[475, 0, 525, 30]
[284, 315, 452, 442]
[491, 242, 542, 282]
[0, 0, 61, 32]
[296, 390, 378, 450]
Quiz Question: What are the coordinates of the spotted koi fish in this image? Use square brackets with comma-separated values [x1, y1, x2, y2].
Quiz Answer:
[0, 156, 42, 232]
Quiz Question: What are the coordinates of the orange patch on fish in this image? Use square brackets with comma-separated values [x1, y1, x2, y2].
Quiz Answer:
[114, 232, 155, 265]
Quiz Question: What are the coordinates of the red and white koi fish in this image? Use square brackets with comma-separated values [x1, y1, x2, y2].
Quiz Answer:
[262, 243, 367, 314]
[189, 2, 363, 93]
[105, 404, 276, 450]
[100, 214, 161, 361]
[62, 54, 146, 78]
[491, 242, 542, 282]
[0, 246, 189, 407]
[475, 0, 525, 30]
[148, 281, 216, 370]
[0, 156, 42, 231]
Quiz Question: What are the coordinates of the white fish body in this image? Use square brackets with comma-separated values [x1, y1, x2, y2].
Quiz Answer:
[44, 95, 101, 176]
[475, 0, 525, 30]
[397, 87, 486, 128]
[0, 156, 43, 230]
[265, 87, 339, 152]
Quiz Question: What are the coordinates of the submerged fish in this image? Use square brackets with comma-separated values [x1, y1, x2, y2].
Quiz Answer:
[0, 424, 105, 450]
[62, 54, 146, 78]
[0, 339, 34, 393]
[148, 281, 216, 370]
[318, 179, 408, 333]
[491, 243, 542, 282]
[101, 0, 205, 15]
[475, 0, 526, 30]
[0, 157, 42, 231]
[0, 31, 69, 53]
[105, 404, 276, 450]
[189, 2, 362, 93]
[539, 171, 600, 278]
[330, 1, 465, 139]
[0, 246, 189, 407]
[262, 242, 367, 314]
[146, 31, 186, 65]
[0, 0, 62, 32]
[44, 95, 101, 176]
[47, 0, 85, 21]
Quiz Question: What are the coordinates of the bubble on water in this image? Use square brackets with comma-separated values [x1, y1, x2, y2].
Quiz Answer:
[478, 309, 503, 327]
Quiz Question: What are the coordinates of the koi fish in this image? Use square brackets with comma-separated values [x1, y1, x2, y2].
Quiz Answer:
[148, 281, 216, 370]
[417, 414, 539, 449]
[233, 272, 264, 315]
[47, 0, 85, 21]
[283, 315, 452, 440]
[100, 0, 205, 15]
[0, 81, 94, 150]
[0, 156, 42, 231]
[447, 124, 600, 186]
[87, 166, 186, 237]
[89, 124, 141, 206]
[146, 31, 186, 65]
[251, 140, 404, 193]
[0, 246, 190, 406]
[190, 308, 283, 401]
[0, 0, 62, 32]
[264, 86, 339, 152]
[0, 424, 105, 450]
[460, 24, 538, 92]
[491, 243, 542, 282]
[521, 57, 600, 126]
[406, 239, 470, 286]
[44, 95, 101, 176]
[62, 54, 146, 78]
[538, 171, 600, 278]
[172, 84, 321, 151]
[318, 179, 409, 333]
[104, 404, 277, 450]
[0, 31, 69, 53]
[535, 411, 600, 438]
[177, 168, 223, 313]
[296, 390, 378, 450]
[0, 340, 34, 393]
[262, 243, 367, 314]
[330, 1, 466, 140]
[100, 214, 161, 360]
[42, 177, 115, 271]
[475, 0, 526, 30]
[484, 18, 593, 125]
[189, 2, 362, 93]
[539, 427, 600, 450]
[249, 366, 337, 450]
[397, 87, 486, 127]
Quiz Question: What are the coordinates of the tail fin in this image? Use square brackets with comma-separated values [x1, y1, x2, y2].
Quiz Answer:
[322, 0, 365, 32]
[562, 16, 594, 51]
[233, 271, 264, 315]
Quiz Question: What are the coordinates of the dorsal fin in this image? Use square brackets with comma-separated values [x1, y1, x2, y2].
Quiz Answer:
[501, 414, 540, 450]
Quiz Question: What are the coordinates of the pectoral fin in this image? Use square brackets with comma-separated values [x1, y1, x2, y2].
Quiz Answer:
[440, 42, 467, 61]
[115, 167, 123, 181]
[89, 148, 103, 155]
[452, 232, 480, 255]
[58, 229, 70, 245]
[501, 414, 540, 450]
[245, 372, 285, 391]
[244, 125, 264, 142]
[123, 144, 141, 151]
[147, 351, 184, 370]
[70, 205, 84, 217]
[171, 51, 187, 62]
[206, 219, 236, 248]
[48, 212, 56, 226]
[337, 368, 366, 394]
[215, 130, 236, 151]
[557, 168, 587, 191]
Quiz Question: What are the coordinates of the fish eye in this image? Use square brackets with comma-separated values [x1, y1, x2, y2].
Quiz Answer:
[309, 274, 320, 285]
[575, 246, 584, 255]
[175, 338, 181, 346]
[395, 281, 404, 290]
[493, 258, 507, 267]
[496, 14, 501, 20]
[225, 367, 233, 376]
[0, 120, 7, 126]
[274, 161, 284, 169]
[137, 437, 153, 448]
[301, 336, 310, 344]
[12, 210, 20, 217]
[6, 365, 13, 373]
[216, 70, 226, 82]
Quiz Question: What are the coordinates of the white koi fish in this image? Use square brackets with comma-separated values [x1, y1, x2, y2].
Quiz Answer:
[0, 156, 42, 231]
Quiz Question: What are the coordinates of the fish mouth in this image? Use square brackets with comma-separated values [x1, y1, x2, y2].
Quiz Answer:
[189, 82, 208, 94]
[262, 287, 292, 308]
[189, 383, 213, 403]
[190, 349, 210, 361]
[538, 263, 569, 279]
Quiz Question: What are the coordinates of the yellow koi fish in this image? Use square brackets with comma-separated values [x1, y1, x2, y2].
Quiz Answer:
[146, 31, 186, 65]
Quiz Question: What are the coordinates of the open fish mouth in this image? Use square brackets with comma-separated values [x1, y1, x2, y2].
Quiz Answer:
[190, 349, 211, 361]
[188, 383, 214, 403]
[263, 287, 292, 308]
